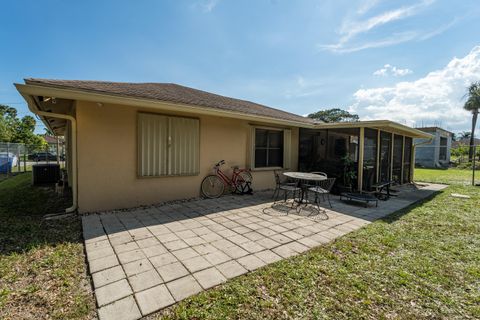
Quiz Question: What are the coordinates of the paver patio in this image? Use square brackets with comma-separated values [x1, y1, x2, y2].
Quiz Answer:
[82, 183, 447, 320]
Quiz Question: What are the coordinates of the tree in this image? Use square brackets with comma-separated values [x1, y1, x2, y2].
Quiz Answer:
[0, 105, 18, 142]
[459, 131, 471, 140]
[464, 82, 480, 161]
[0, 105, 46, 149]
[307, 108, 359, 123]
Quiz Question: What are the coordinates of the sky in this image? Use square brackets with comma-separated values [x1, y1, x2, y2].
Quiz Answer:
[1, 0, 480, 134]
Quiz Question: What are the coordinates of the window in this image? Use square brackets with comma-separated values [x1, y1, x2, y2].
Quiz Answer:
[439, 137, 447, 160]
[252, 127, 291, 169]
[138, 113, 199, 177]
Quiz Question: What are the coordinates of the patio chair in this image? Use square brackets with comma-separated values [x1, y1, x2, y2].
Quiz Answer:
[273, 170, 301, 203]
[302, 171, 328, 189]
[310, 171, 327, 177]
[307, 177, 336, 208]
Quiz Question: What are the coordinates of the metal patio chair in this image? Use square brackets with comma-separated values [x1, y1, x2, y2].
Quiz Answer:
[302, 171, 328, 189]
[273, 170, 301, 203]
[307, 177, 336, 208]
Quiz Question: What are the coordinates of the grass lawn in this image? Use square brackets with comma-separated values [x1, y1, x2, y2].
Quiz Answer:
[0, 173, 95, 319]
[152, 174, 480, 319]
[1, 170, 478, 319]
[414, 167, 475, 185]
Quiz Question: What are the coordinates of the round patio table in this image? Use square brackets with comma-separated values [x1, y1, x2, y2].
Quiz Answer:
[282, 172, 327, 204]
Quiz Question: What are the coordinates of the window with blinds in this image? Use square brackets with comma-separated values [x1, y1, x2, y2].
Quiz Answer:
[138, 113, 199, 177]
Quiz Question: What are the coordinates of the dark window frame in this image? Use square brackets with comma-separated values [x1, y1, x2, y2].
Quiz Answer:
[254, 128, 284, 168]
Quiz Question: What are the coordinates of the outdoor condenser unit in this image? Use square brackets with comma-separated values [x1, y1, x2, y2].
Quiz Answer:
[32, 164, 61, 185]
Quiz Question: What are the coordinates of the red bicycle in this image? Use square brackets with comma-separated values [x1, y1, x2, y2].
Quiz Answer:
[201, 160, 253, 198]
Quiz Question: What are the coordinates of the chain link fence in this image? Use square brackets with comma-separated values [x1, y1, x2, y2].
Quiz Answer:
[0, 141, 66, 181]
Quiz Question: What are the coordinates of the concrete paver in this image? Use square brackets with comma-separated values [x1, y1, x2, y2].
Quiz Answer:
[92, 265, 126, 289]
[83, 185, 446, 319]
[193, 267, 227, 289]
[156, 262, 189, 282]
[95, 279, 132, 307]
[97, 296, 141, 320]
[129, 269, 163, 292]
[166, 275, 203, 301]
[237, 254, 267, 271]
[216, 260, 248, 279]
[135, 284, 175, 316]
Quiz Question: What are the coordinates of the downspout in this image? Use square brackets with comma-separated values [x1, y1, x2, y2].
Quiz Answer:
[27, 99, 78, 213]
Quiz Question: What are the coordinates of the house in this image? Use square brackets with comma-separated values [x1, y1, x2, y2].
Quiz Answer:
[42, 134, 65, 157]
[15, 79, 431, 213]
[414, 127, 453, 168]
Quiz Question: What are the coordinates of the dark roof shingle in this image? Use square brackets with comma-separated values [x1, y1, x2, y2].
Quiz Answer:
[25, 78, 314, 124]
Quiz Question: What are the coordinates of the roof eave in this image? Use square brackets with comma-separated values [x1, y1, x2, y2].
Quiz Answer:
[15, 84, 59, 134]
[15, 83, 315, 129]
[313, 120, 432, 138]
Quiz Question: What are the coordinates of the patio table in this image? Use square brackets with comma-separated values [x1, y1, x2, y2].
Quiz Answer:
[282, 172, 327, 204]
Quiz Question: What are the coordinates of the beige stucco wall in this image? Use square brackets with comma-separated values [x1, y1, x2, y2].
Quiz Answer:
[75, 100, 298, 212]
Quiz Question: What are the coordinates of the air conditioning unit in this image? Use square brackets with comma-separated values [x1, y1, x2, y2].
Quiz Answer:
[32, 164, 61, 185]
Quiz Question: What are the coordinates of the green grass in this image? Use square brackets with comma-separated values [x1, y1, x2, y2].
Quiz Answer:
[0, 173, 95, 319]
[1, 170, 478, 319]
[153, 175, 480, 319]
[414, 167, 474, 185]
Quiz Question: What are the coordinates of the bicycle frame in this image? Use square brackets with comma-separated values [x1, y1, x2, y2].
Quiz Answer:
[212, 161, 250, 190]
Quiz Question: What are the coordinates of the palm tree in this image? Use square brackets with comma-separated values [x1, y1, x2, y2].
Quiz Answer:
[464, 82, 480, 161]
[459, 131, 471, 140]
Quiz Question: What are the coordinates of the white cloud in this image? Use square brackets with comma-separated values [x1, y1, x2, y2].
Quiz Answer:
[321, 31, 417, 53]
[340, 1, 433, 43]
[349, 46, 480, 131]
[373, 64, 413, 77]
[192, 0, 220, 13]
[356, 0, 381, 15]
[318, 0, 452, 53]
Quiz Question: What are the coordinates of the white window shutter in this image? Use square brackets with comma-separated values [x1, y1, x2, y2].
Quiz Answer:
[168, 117, 200, 175]
[138, 113, 199, 177]
[283, 129, 291, 169]
[138, 113, 168, 176]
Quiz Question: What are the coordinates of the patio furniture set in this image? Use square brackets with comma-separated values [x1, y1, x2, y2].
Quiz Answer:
[272, 170, 336, 217]
[273, 170, 398, 210]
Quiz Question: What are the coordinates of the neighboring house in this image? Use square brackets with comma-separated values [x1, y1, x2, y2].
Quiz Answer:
[42, 134, 65, 157]
[16, 79, 431, 213]
[414, 127, 453, 168]
[43, 134, 65, 146]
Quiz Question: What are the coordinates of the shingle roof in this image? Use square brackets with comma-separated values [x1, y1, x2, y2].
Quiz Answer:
[25, 78, 314, 125]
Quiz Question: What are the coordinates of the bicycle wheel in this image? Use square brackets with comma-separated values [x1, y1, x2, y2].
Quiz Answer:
[241, 171, 253, 183]
[235, 171, 253, 194]
[201, 175, 225, 198]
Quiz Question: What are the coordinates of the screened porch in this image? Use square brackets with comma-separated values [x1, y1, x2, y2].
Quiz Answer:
[298, 121, 424, 193]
